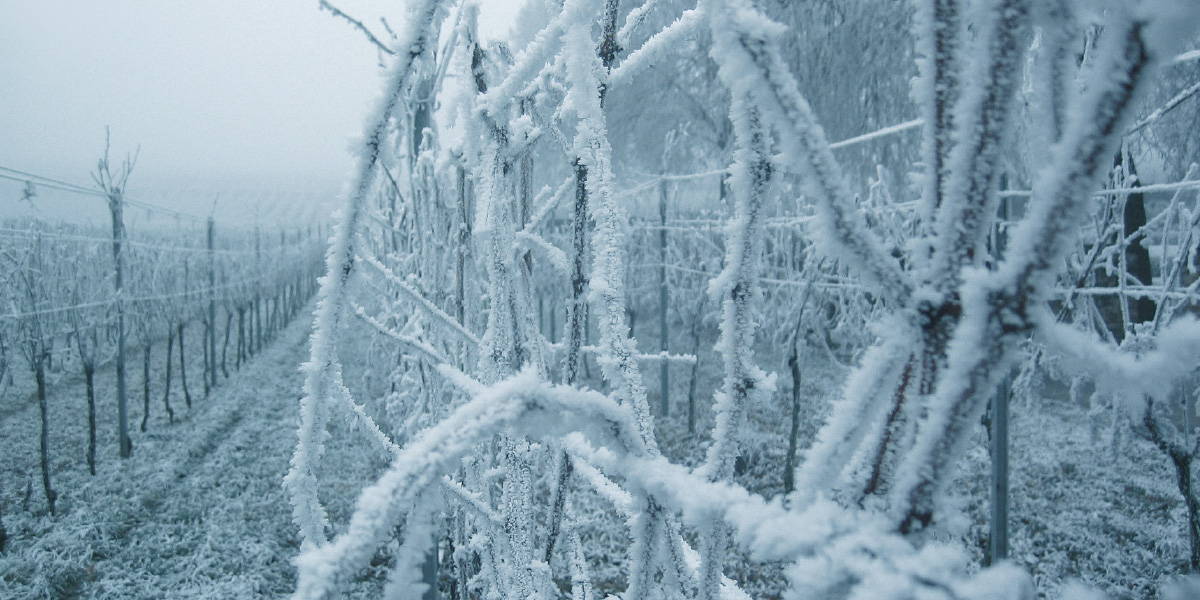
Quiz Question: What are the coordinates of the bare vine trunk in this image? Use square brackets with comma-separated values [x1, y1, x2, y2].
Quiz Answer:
[222, 310, 233, 378]
[84, 364, 97, 474]
[35, 361, 57, 515]
[140, 343, 151, 431]
[783, 349, 802, 494]
[237, 307, 246, 368]
[178, 322, 192, 409]
[1169, 451, 1200, 572]
[686, 293, 707, 436]
[162, 328, 175, 424]
[202, 321, 211, 397]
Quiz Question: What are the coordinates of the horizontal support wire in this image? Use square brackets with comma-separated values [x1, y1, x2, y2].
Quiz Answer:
[0, 164, 206, 221]
[0, 227, 269, 256]
[2, 277, 263, 321]
[637, 262, 1197, 303]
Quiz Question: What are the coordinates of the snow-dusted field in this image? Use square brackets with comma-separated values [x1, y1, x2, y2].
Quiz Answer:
[0, 314, 316, 598]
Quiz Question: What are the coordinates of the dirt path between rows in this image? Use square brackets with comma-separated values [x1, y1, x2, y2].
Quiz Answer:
[1, 313, 313, 599]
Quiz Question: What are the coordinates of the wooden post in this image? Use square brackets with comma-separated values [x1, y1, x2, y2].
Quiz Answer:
[988, 191, 1011, 564]
[989, 374, 1010, 564]
[207, 217, 217, 389]
[108, 189, 132, 458]
[254, 226, 262, 353]
[658, 178, 669, 417]
[564, 160, 588, 384]
[784, 341, 802, 494]
[178, 259, 193, 410]
[422, 545, 439, 600]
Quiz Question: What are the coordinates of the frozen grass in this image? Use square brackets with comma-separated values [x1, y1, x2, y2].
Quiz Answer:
[0, 301, 1193, 599]
[0, 308, 383, 599]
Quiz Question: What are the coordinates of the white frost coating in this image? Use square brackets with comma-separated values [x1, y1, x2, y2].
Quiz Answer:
[284, 0, 443, 550]
[1038, 314, 1200, 417]
[278, 0, 1174, 595]
[703, 0, 911, 308]
[789, 325, 912, 503]
[609, 6, 703, 89]
[331, 370, 403, 458]
[441, 475, 503, 525]
[560, 433, 1007, 598]
[890, 8, 1176, 531]
[827, 118, 923, 150]
[523, 175, 575, 234]
[563, 439, 635, 514]
[888, 266, 1020, 530]
[361, 251, 480, 346]
[292, 368, 643, 600]
[953, 563, 1034, 600]
[560, 0, 657, 452]
[616, 0, 660, 49]
[698, 97, 773, 484]
[559, 4, 725, 599]
[546, 342, 698, 364]
[481, 8, 566, 118]
[354, 305, 453, 366]
[568, 527, 593, 600]
[434, 362, 487, 396]
[694, 10, 776, 591]
[471, 123, 545, 381]
[516, 231, 570, 274]
[911, 0, 962, 235]
[380, 492, 437, 600]
[1027, 1, 1072, 169]
[559, 3, 672, 596]
[678, 542, 754, 600]
[924, 0, 1030, 292]
[470, 48, 554, 594]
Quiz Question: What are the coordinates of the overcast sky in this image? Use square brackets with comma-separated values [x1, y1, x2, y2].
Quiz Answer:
[0, 1, 517, 226]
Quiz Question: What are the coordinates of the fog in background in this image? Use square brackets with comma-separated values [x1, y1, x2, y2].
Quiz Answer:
[0, 0, 516, 228]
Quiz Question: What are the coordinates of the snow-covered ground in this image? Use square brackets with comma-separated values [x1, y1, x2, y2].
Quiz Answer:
[0, 305, 1193, 599]
[1, 312, 316, 598]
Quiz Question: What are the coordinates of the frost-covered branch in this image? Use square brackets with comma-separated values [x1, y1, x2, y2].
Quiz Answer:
[1028, 0, 1073, 160]
[610, 6, 703, 88]
[562, 430, 1033, 600]
[522, 175, 575, 235]
[515, 231, 569, 274]
[1038, 314, 1200, 413]
[695, 92, 775, 600]
[561, 0, 657, 448]
[441, 475, 503, 526]
[285, 0, 444, 548]
[481, 9, 567, 118]
[360, 251, 480, 346]
[891, 8, 1187, 533]
[352, 305, 453, 366]
[616, 0, 661, 49]
[913, 0, 962, 229]
[702, 0, 911, 306]
[546, 341, 698, 364]
[291, 368, 642, 600]
[924, 0, 1030, 291]
[789, 328, 913, 500]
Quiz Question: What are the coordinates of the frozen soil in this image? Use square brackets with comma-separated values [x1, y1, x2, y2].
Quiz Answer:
[0, 312, 326, 599]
